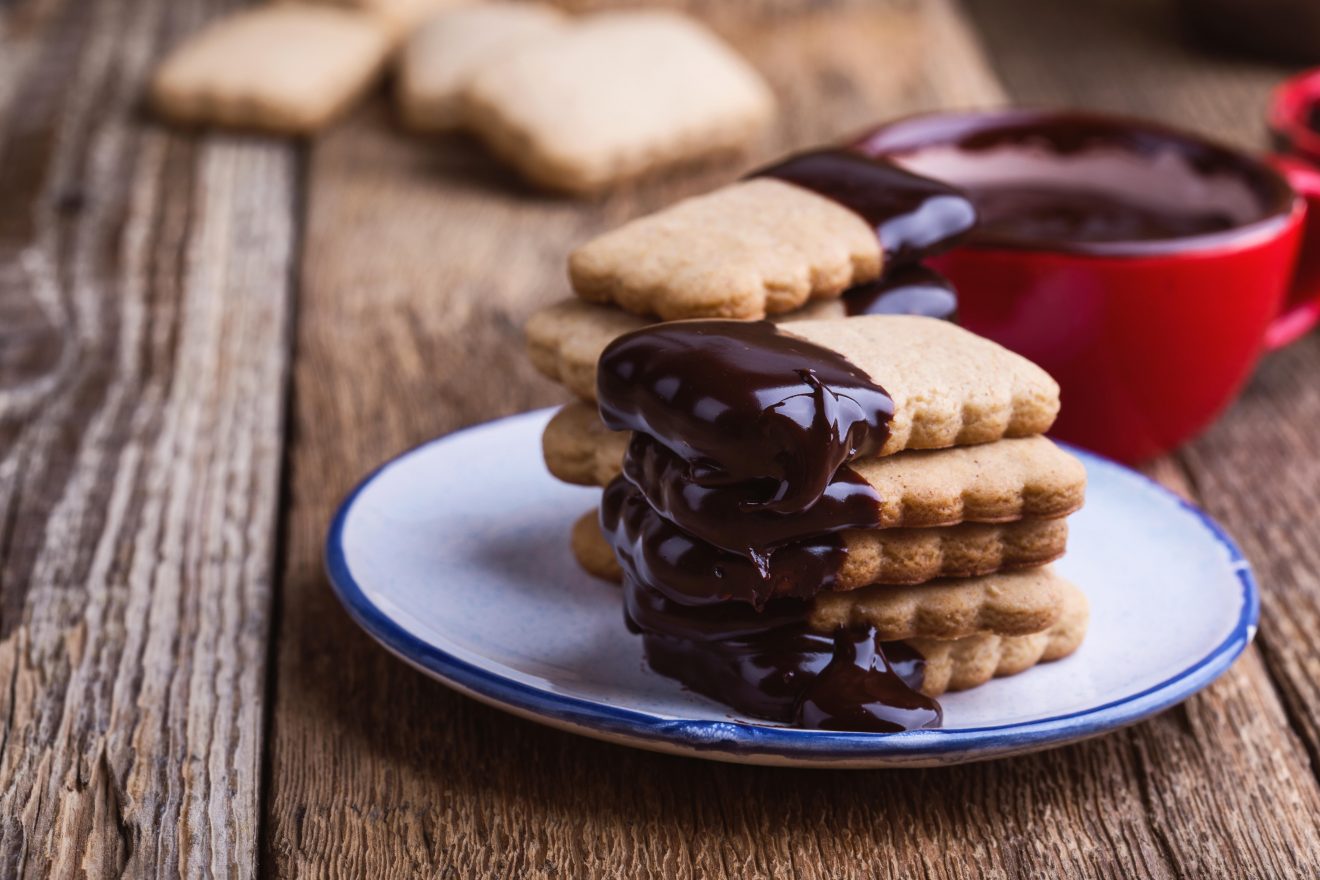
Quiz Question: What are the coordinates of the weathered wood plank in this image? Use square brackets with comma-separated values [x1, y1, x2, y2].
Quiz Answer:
[0, 0, 297, 875]
[264, 1, 1319, 877]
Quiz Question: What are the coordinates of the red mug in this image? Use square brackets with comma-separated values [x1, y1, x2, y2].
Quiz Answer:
[1268, 69, 1320, 351]
[852, 109, 1312, 464]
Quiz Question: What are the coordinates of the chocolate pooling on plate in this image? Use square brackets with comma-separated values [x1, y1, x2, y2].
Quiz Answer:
[598, 319, 943, 732]
[753, 148, 977, 266]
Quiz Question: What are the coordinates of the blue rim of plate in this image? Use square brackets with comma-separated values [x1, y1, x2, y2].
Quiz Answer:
[324, 408, 1259, 762]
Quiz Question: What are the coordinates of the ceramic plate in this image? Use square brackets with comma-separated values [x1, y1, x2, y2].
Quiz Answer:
[325, 408, 1257, 768]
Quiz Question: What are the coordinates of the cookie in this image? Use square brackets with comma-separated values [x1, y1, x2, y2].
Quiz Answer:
[571, 509, 620, 581]
[360, 0, 469, 37]
[397, 3, 568, 131]
[808, 566, 1071, 641]
[462, 10, 775, 193]
[536, 315, 1059, 454]
[571, 498, 1068, 589]
[786, 316, 1059, 454]
[570, 178, 879, 318]
[282, 0, 470, 39]
[911, 579, 1088, 695]
[150, 6, 392, 135]
[544, 402, 1085, 526]
[851, 439, 1086, 528]
[525, 297, 846, 402]
[542, 403, 628, 487]
[837, 518, 1068, 589]
[567, 149, 975, 320]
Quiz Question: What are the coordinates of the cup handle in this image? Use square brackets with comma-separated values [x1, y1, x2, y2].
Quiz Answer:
[1265, 154, 1320, 350]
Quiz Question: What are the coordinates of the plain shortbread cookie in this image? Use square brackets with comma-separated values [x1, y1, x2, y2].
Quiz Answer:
[809, 566, 1071, 641]
[398, 3, 567, 131]
[912, 580, 1088, 695]
[463, 9, 775, 193]
[570, 178, 879, 318]
[151, 6, 392, 135]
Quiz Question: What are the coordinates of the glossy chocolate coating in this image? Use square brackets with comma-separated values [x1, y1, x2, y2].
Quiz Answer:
[602, 476, 845, 608]
[624, 578, 942, 732]
[843, 264, 958, 320]
[754, 148, 977, 265]
[623, 433, 882, 564]
[597, 320, 893, 516]
[597, 302, 945, 731]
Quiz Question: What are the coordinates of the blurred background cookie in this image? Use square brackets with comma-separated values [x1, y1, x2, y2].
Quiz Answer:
[398, 2, 569, 132]
[151, 5, 391, 135]
[462, 9, 776, 193]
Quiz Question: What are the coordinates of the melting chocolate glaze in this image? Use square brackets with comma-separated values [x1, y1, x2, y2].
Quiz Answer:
[753, 148, 977, 265]
[624, 578, 942, 731]
[856, 113, 1291, 251]
[602, 476, 846, 608]
[598, 320, 943, 732]
[597, 320, 894, 517]
[623, 433, 882, 565]
[843, 264, 958, 320]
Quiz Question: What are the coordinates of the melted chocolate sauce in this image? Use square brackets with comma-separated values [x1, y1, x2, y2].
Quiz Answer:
[842, 264, 958, 320]
[623, 433, 882, 565]
[625, 578, 941, 731]
[597, 320, 893, 516]
[597, 316, 944, 731]
[602, 477, 846, 608]
[856, 112, 1292, 253]
[967, 183, 1236, 244]
[753, 149, 977, 265]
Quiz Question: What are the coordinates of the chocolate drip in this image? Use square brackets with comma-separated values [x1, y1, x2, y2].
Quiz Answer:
[753, 148, 977, 265]
[625, 579, 942, 732]
[843, 265, 958, 320]
[603, 477, 846, 608]
[598, 319, 945, 731]
[623, 433, 882, 563]
[597, 320, 894, 516]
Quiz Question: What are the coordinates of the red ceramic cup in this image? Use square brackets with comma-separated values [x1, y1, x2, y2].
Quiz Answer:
[852, 109, 1311, 464]
[1268, 69, 1320, 350]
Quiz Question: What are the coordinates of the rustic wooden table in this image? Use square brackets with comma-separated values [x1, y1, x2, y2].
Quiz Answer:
[4, 0, 1320, 876]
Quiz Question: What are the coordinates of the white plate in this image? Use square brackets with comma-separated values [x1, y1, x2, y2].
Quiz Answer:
[325, 408, 1257, 768]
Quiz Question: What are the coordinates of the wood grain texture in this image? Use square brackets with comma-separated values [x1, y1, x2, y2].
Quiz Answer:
[262, 0, 1320, 877]
[0, 0, 296, 876]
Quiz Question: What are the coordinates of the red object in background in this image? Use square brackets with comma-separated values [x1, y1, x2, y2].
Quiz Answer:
[852, 109, 1310, 464]
[1268, 69, 1320, 351]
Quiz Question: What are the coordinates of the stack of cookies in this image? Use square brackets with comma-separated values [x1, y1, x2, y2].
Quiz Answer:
[526, 150, 1088, 731]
